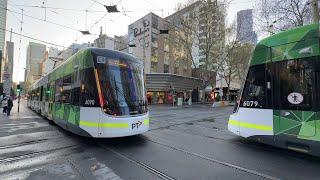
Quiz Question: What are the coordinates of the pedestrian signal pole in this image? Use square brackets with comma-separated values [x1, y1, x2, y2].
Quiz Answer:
[17, 84, 21, 113]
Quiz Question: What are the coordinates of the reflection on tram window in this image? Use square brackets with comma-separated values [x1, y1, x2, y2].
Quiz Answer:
[97, 58, 147, 116]
[275, 59, 314, 111]
[240, 64, 266, 108]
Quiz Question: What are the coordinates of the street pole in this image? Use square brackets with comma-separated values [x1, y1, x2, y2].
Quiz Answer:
[172, 86, 174, 107]
[18, 91, 21, 113]
[313, 0, 320, 23]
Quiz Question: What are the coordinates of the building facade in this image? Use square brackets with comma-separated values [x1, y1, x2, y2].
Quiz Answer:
[25, 42, 47, 89]
[165, 0, 226, 86]
[0, 0, 7, 54]
[41, 43, 90, 76]
[42, 47, 60, 75]
[236, 9, 257, 44]
[94, 27, 115, 50]
[114, 35, 129, 52]
[1, 41, 13, 95]
[129, 12, 192, 77]
[0, 0, 7, 82]
[129, 13, 196, 104]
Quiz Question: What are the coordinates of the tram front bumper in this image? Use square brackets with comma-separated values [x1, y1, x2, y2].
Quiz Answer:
[98, 117, 150, 138]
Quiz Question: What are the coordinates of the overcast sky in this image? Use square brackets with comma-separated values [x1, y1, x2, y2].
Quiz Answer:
[5, 0, 254, 83]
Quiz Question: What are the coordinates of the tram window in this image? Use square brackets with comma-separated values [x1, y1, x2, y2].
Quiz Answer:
[80, 68, 99, 107]
[71, 87, 80, 106]
[61, 75, 72, 104]
[55, 78, 63, 103]
[240, 64, 266, 108]
[44, 86, 50, 101]
[276, 59, 314, 110]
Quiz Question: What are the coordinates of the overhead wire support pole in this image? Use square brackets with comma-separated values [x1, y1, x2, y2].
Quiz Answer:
[312, 0, 319, 23]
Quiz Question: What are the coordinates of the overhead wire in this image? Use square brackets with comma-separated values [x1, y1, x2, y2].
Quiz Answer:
[2, 7, 80, 32]
[7, 3, 106, 13]
[0, 27, 67, 48]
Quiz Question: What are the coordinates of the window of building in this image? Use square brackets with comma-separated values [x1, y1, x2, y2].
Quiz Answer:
[151, 61, 158, 73]
[164, 52, 170, 65]
[174, 60, 179, 74]
[151, 47, 158, 67]
[151, 32, 158, 47]
[164, 39, 170, 52]
[164, 64, 169, 73]
[152, 15, 158, 29]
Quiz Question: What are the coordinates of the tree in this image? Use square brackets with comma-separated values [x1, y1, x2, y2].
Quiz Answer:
[168, 0, 227, 87]
[220, 43, 254, 100]
[255, 0, 313, 35]
[217, 20, 254, 101]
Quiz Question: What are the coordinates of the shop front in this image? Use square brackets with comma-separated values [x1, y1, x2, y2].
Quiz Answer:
[146, 73, 204, 105]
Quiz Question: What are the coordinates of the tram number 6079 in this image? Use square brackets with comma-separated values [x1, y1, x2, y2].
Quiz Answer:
[243, 101, 259, 107]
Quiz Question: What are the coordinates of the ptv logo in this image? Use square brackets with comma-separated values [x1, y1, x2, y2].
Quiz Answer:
[132, 121, 142, 129]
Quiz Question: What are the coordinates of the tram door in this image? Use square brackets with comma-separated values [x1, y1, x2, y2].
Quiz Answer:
[275, 59, 316, 137]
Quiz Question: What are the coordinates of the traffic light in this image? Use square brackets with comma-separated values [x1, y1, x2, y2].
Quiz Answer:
[16, 84, 22, 92]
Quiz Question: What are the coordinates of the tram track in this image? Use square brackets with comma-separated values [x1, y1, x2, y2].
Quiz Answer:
[145, 136, 280, 180]
[0, 138, 49, 149]
[0, 145, 78, 163]
[97, 143, 176, 180]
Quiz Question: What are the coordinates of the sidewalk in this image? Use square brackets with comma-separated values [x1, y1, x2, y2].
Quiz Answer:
[0, 100, 39, 120]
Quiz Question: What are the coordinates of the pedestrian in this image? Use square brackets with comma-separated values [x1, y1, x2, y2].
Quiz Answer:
[1, 96, 8, 114]
[6, 97, 13, 116]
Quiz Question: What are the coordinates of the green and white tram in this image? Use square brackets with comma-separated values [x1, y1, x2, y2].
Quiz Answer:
[28, 48, 149, 138]
[229, 24, 320, 155]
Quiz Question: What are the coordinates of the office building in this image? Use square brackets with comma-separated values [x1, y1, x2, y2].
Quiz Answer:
[0, 0, 7, 53]
[237, 9, 257, 44]
[25, 42, 47, 89]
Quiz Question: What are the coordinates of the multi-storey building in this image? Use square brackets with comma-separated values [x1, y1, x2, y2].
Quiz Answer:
[0, 0, 7, 82]
[1, 41, 13, 95]
[25, 42, 46, 89]
[128, 12, 204, 104]
[0, 0, 7, 54]
[237, 9, 257, 44]
[114, 35, 129, 52]
[41, 43, 90, 76]
[165, 0, 226, 85]
[94, 27, 115, 50]
[42, 47, 59, 75]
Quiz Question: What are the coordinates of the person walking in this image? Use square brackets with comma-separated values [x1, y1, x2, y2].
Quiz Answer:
[1, 96, 8, 114]
[6, 97, 13, 116]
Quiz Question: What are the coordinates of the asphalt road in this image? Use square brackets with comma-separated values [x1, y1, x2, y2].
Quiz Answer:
[0, 101, 320, 180]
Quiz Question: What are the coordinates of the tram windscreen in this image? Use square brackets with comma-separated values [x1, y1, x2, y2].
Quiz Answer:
[96, 58, 147, 116]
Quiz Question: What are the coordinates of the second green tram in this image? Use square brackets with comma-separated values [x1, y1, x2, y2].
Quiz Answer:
[28, 48, 149, 138]
[229, 24, 320, 156]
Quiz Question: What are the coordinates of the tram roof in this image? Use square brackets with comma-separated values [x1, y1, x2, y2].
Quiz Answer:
[28, 48, 142, 90]
[251, 23, 319, 66]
